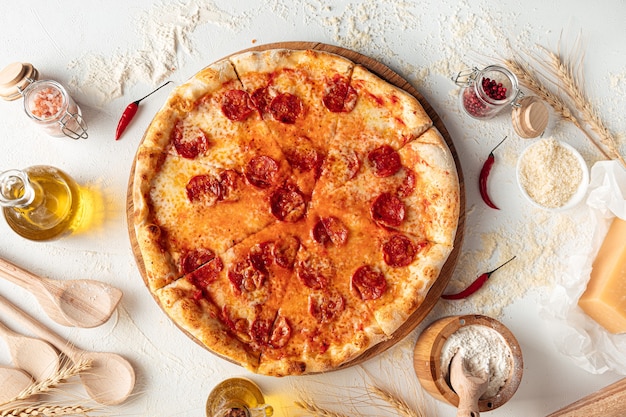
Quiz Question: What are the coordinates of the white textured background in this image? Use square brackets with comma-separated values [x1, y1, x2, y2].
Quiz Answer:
[0, 1, 624, 416]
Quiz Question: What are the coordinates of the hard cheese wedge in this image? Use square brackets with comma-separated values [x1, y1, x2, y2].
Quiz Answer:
[578, 217, 626, 334]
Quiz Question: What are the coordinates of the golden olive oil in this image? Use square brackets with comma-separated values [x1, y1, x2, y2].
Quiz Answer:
[206, 378, 273, 417]
[1, 166, 87, 241]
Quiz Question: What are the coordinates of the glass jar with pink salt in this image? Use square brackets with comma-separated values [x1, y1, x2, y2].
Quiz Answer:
[21, 80, 88, 139]
[0, 62, 88, 139]
[453, 65, 522, 120]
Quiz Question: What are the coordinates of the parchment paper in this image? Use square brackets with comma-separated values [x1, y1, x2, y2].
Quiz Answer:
[540, 160, 626, 374]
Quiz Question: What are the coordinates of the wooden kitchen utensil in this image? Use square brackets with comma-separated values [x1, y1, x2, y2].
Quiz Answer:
[546, 378, 626, 417]
[0, 318, 60, 381]
[0, 366, 33, 404]
[0, 256, 123, 328]
[0, 294, 135, 405]
[450, 352, 489, 417]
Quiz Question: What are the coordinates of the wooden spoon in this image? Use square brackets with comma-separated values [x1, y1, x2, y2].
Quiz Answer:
[0, 319, 60, 381]
[0, 366, 33, 403]
[0, 295, 135, 405]
[450, 352, 489, 417]
[0, 256, 123, 328]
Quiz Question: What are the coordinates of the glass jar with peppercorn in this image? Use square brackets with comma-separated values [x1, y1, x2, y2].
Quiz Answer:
[453, 65, 522, 120]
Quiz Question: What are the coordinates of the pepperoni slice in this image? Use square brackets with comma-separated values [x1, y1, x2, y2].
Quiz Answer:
[308, 292, 345, 323]
[180, 248, 216, 275]
[222, 307, 250, 341]
[269, 93, 303, 124]
[218, 169, 243, 202]
[250, 318, 271, 346]
[328, 147, 360, 183]
[368, 145, 401, 177]
[351, 265, 387, 300]
[382, 234, 418, 267]
[273, 235, 300, 269]
[269, 316, 291, 348]
[270, 185, 306, 222]
[245, 155, 279, 189]
[371, 192, 406, 227]
[249, 242, 273, 272]
[296, 255, 333, 290]
[397, 168, 416, 198]
[221, 89, 255, 121]
[285, 137, 322, 173]
[172, 120, 210, 159]
[250, 87, 273, 115]
[228, 259, 268, 293]
[312, 217, 348, 247]
[323, 75, 358, 113]
[186, 257, 223, 289]
[185, 174, 222, 205]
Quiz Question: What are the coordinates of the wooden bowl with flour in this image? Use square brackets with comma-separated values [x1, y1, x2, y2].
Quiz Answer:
[413, 315, 523, 411]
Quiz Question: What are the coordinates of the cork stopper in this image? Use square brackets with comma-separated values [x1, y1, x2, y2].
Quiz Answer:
[511, 96, 549, 139]
[0, 62, 39, 101]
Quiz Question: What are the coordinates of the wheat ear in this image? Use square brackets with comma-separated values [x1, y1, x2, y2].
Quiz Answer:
[294, 399, 353, 417]
[0, 359, 92, 407]
[543, 49, 626, 167]
[1, 405, 92, 417]
[368, 385, 426, 417]
[504, 58, 613, 160]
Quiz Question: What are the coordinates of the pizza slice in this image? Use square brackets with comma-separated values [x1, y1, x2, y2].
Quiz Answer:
[314, 127, 459, 247]
[229, 49, 356, 195]
[315, 64, 433, 193]
[304, 193, 448, 336]
[257, 227, 387, 376]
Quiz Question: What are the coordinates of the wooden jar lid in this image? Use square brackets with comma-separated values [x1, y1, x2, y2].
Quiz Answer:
[0, 63, 38, 101]
[512, 96, 549, 138]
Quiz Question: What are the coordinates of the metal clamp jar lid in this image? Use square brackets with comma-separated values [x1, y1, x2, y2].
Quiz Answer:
[0, 62, 87, 140]
[453, 65, 523, 120]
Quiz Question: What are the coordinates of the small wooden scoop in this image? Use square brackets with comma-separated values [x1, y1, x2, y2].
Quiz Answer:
[450, 352, 489, 417]
[0, 366, 33, 403]
[0, 319, 60, 381]
[0, 256, 123, 328]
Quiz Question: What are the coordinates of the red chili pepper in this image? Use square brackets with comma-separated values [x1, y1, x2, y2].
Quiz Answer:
[441, 256, 516, 300]
[115, 81, 172, 140]
[479, 136, 507, 209]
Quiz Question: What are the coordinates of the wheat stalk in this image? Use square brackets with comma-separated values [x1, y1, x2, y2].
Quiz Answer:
[542, 48, 626, 167]
[1, 405, 92, 416]
[0, 358, 92, 408]
[367, 385, 426, 417]
[294, 399, 353, 417]
[504, 58, 613, 160]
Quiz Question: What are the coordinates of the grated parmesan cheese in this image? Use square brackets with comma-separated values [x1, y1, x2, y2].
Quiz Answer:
[518, 138, 583, 209]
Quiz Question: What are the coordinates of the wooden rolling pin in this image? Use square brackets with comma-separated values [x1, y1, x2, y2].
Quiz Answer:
[546, 378, 626, 417]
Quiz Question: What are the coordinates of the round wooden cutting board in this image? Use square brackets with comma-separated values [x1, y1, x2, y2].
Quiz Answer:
[126, 41, 466, 372]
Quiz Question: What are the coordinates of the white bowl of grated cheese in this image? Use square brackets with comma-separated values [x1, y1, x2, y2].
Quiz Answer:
[516, 138, 589, 211]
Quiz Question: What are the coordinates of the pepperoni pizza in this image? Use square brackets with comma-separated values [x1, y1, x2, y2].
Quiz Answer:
[131, 49, 460, 376]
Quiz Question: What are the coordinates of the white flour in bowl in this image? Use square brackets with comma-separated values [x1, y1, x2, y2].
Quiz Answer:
[440, 324, 512, 399]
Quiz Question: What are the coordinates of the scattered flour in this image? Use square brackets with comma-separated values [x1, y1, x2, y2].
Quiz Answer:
[68, 0, 251, 104]
[440, 324, 512, 399]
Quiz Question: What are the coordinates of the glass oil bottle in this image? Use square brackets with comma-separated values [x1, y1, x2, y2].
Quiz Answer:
[0, 166, 87, 241]
[206, 378, 274, 417]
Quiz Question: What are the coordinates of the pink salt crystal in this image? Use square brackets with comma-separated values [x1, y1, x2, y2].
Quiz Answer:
[30, 87, 62, 119]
